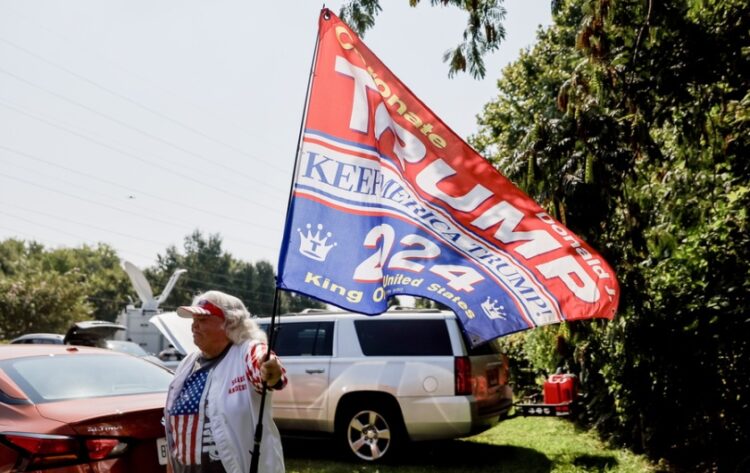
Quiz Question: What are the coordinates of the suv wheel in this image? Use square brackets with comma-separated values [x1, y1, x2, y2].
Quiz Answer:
[338, 404, 402, 462]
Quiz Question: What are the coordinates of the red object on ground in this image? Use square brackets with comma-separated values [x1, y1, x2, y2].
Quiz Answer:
[543, 373, 578, 410]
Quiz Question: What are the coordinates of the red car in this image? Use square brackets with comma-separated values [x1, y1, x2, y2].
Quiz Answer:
[0, 344, 173, 472]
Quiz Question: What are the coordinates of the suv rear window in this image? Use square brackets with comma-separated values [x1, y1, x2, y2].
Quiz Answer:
[354, 319, 451, 356]
[268, 322, 334, 357]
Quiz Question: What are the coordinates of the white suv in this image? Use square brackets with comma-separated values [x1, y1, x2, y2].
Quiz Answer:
[257, 308, 513, 462]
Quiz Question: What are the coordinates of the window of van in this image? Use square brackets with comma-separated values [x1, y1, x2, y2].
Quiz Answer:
[262, 322, 333, 357]
[354, 319, 452, 356]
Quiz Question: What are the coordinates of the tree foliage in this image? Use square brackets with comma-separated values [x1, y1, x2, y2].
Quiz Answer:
[0, 239, 128, 337]
[39, 244, 132, 321]
[0, 233, 325, 340]
[146, 231, 324, 316]
[339, 0, 506, 78]
[474, 0, 749, 470]
[0, 269, 90, 338]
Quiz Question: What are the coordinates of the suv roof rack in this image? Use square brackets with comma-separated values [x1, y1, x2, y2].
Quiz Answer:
[283, 307, 445, 316]
[298, 308, 331, 314]
[386, 306, 441, 313]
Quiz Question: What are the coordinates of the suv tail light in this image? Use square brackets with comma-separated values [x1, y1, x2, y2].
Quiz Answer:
[500, 353, 509, 385]
[455, 356, 472, 395]
[0, 432, 126, 468]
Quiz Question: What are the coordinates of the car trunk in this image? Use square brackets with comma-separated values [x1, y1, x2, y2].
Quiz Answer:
[64, 321, 127, 347]
[34, 393, 168, 471]
[35, 393, 165, 435]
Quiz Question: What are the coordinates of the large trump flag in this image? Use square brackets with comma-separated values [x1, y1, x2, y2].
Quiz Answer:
[277, 9, 619, 347]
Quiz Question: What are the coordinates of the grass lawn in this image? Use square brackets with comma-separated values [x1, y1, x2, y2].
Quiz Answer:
[282, 416, 656, 473]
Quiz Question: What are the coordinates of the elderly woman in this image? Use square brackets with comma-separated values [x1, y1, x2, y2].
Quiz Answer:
[164, 290, 286, 473]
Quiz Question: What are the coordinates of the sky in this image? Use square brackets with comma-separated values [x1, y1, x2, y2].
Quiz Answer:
[0, 0, 552, 274]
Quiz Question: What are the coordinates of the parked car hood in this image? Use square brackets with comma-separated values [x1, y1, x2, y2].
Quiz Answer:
[149, 311, 197, 356]
[63, 321, 126, 346]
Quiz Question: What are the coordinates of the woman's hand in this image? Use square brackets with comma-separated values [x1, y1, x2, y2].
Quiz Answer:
[260, 357, 283, 387]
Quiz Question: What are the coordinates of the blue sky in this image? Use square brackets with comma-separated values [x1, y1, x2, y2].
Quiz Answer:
[0, 0, 552, 271]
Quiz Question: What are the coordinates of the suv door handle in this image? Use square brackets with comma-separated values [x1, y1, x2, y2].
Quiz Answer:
[305, 369, 325, 374]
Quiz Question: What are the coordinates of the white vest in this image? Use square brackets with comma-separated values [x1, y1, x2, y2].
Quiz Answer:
[166, 340, 285, 473]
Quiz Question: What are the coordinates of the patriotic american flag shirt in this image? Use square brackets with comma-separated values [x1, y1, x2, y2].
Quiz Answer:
[166, 344, 287, 472]
[167, 353, 224, 472]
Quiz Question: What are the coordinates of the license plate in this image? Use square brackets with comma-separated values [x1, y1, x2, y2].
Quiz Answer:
[156, 437, 168, 465]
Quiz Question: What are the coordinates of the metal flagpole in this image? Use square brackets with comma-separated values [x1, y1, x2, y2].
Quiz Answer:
[249, 9, 327, 473]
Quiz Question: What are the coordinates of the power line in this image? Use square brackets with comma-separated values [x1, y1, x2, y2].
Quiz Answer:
[0, 172, 195, 232]
[0, 173, 280, 253]
[0, 152, 284, 239]
[0, 144, 271, 229]
[0, 224, 157, 262]
[0, 205, 167, 247]
[0, 98, 281, 212]
[179, 275, 278, 299]
[0, 65, 288, 197]
[0, 159, 207, 232]
[0, 172, 277, 253]
[0, 31, 292, 176]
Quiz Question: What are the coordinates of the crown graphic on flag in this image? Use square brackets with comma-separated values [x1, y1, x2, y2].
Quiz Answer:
[481, 297, 508, 320]
[297, 223, 336, 262]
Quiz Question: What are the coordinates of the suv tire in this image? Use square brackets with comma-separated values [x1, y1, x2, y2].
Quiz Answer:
[337, 402, 403, 462]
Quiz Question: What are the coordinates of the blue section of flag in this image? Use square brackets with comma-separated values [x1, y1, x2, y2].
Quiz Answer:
[278, 194, 531, 346]
[276, 134, 565, 346]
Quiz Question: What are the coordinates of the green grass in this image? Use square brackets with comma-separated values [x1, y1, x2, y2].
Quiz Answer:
[283, 416, 656, 473]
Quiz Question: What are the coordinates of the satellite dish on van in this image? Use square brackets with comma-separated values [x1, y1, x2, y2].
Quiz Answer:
[123, 261, 154, 307]
[122, 261, 186, 312]
[119, 261, 187, 355]
[157, 268, 187, 305]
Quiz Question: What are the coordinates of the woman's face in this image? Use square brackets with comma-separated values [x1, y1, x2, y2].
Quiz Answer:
[191, 313, 230, 355]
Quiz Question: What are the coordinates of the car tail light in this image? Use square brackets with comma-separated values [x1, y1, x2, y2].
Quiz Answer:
[1, 432, 79, 465]
[455, 356, 472, 395]
[86, 438, 125, 460]
[0, 432, 126, 468]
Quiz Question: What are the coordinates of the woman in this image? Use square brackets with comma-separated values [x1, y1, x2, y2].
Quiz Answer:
[164, 290, 286, 473]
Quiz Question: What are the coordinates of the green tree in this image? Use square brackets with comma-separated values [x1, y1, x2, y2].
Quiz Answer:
[280, 291, 325, 315]
[147, 230, 234, 308]
[339, 0, 507, 78]
[0, 239, 95, 338]
[473, 0, 749, 469]
[0, 270, 91, 339]
[253, 261, 277, 315]
[0, 272, 92, 339]
[147, 231, 324, 315]
[41, 245, 132, 321]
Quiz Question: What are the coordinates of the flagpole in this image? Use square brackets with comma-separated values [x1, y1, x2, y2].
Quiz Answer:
[249, 9, 327, 473]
